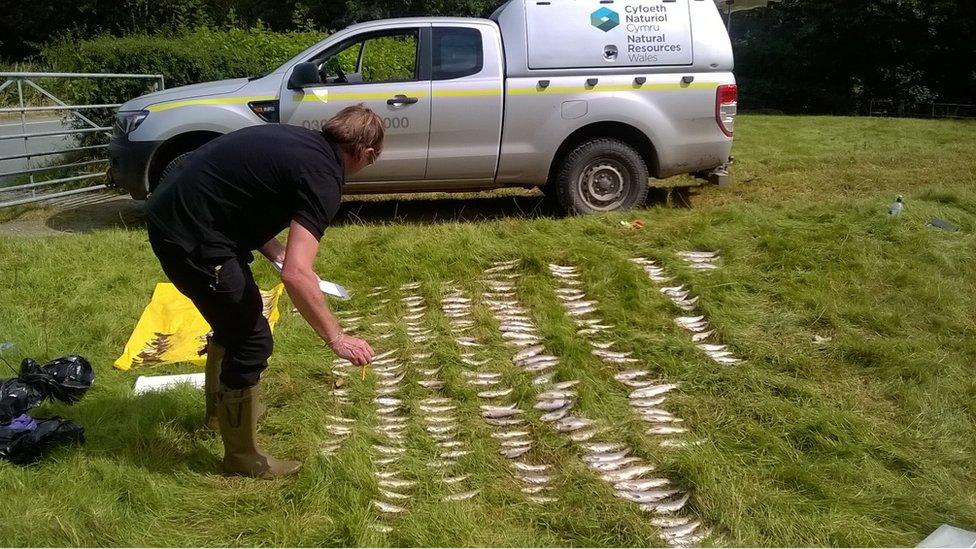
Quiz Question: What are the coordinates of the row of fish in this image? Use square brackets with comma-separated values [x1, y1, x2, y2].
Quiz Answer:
[443, 273, 558, 504]
[485, 261, 701, 535]
[548, 264, 693, 448]
[538, 263, 705, 547]
[321, 307, 365, 456]
[406, 287, 480, 504]
[631, 257, 743, 366]
[678, 250, 722, 271]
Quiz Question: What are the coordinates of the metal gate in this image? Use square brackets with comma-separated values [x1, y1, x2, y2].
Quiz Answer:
[0, 71, 164, 208]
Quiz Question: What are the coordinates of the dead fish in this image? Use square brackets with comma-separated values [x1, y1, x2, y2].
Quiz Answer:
[584, 448, 631, 463]
[373, 350, 397, 361]
[584, 441, 626, 453]
[705, 350, 734, 359]
[373, 500, 407, 514]
[616, 489, 678, 504]
[554, 417, 592, 432]
[400, 282, 421, 290]
[468, 378, 499, 386]
[522, 361, 555, 372]
[537, 387, 576, 398]
[650, 516, 691, 528]
[375, 397, 402, 406]
[569, 428, 599, 442]
[429, 459, 458, 468]
[690, 330, 714, 342]
[441, 296, 471, 304]
[591, 340, 617, 350]
[517, 354, 559, 367]
[615, 370, 651, 382]
[521, 485, 547, 494]
[533, 373, 555, 386]
[528, 496, 558, 504]
[418, 380, 445, 389]
[501, 439, 533, 448]
[426, 425, 455, 434]
[464, 371, 502, 380]
[674, 315, 705, 326]
[456, 338, 483, 347]
[713, 356, 741, 365]
[376, 406, 401, 415]
[378, 479, 416, 489]
[379, 488, 412, 500]
[697, 343, 727, 352]
[540, 407, 571, 422]
[443, 489, 480, 501]
[376, 387, 399, 396]
[461, 357, 489, 366]
[327, 415, 355, 424]
[592, 349, 633, 359]
[418, 367, 440, 376]
[444, 474, 469, 484]
[601, 465, 655, 482]
[513, 345, 545, 362]
[661, 521, 701, 541]
[492, 430, 530, 440]
[478, 388, 514, 398]
[500, 446, 531, 458]
[440, 450, 470, 458]
[437, 441, 463, 449]
[512, 461, 549, 472]
[630, 384, 679, 399]
[520, 474, 551, 485]
[481, 405, 521, 419]
[616, 478, 670, 492]
[326, 425, 352, 436]
[647, 426, 688, 435]
[535, 398, 573, 412]
[502, 332, 541, 342]
[643, 493, 689, 514]
[374, 445, 405, 455]
[422, 397, 452, 404]
[660, 285, 685, 296]
[373, 456, 399, 466]
[425, 415, 457, 424]
[630, 396, 667, 408]
[589, 457, 642, 472]
[567, 306, 597, 316]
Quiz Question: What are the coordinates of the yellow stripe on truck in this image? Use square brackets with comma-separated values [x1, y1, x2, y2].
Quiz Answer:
[147, 95, 277, 113]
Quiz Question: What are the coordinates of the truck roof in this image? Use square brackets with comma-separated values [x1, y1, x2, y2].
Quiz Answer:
[342, 16, 494, 31]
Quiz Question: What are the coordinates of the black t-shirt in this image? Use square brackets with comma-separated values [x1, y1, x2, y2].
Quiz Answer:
[146, 124, 344, 260]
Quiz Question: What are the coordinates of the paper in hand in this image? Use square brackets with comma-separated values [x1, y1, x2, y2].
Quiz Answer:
[272, 260, 350, 300]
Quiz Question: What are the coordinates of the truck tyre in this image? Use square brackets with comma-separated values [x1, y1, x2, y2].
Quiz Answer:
[154, 152, 193, 194]
[556, 138, 649, 215]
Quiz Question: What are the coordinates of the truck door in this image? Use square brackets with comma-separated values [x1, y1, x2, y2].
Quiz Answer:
[425, 25, 504, 183]
[279, 26, 432, 182]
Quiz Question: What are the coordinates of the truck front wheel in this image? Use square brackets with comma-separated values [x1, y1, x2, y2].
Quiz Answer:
[153, 152, 193, 194]
[555, 138, 649, 215]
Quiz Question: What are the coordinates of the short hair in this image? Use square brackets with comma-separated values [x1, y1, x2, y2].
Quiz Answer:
[322, 104, 385, 160]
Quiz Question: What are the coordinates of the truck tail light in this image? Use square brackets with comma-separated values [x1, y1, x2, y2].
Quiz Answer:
[716, 84, 737, 137]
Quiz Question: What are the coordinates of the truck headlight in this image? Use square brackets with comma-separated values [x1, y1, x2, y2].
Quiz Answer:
[115, 110, 149, 136]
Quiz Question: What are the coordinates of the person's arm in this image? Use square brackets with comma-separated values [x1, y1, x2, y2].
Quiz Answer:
[281, 221, 374, 366]
[258, 238, 286, 264]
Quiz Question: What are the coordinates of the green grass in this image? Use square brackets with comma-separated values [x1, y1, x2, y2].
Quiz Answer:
[0, 115, 974, 546]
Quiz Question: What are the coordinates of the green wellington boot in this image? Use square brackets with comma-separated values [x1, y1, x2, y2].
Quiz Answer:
[216, 384, 301, 479]
[203, 341, 224, 430]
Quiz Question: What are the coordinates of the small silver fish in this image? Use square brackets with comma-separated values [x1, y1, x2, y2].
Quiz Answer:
[554, 417, 593, 432]
[500, 446, 531, 458]
[443, 489, 480, 501]
[690, 330, 714, 342]
[492, 430, 530, 440]
[428, 459, 458, 468]
[630, 384, 679, 399]
[601, 465, 655, 482]
[379, 488, 412, 500]
[521, 485, 547, 494]
[588, 457, 642, 472]
[661, 521, 701, 541]
[630, 397, 667, 408]
[540, 407, 571, 422]
[616, 489, 678, 504]
[513, 345, 545, 362]
[485, 417, 525, 426]
[440, 450, 470, 458]
[501, 439, 533, 448]
[535, 398, 573, 412]
[584, 448, 631, 463]
[647, 425, 688, 435]
[511, 461, 549, 472]
[643, 493, 689, 514]
[479, 388, 514, 398]
[444, 474, 469, 484]
[533, 373, 555, 386]
[615, 478, 670, 491]
[373, 500, 407, 514]
[536, 389, 576, 400]
[569, 428, 599, 442]
[378, 479, 416, 489]
[528, 496, 558, 504]
[418, 380, 445, 389]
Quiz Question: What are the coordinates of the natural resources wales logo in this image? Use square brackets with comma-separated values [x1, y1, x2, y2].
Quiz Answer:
[590, 7, 620, 32]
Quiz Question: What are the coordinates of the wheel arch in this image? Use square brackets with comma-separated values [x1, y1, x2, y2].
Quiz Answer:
[147, 131, 222, 192]
[546, 121, 660, 188]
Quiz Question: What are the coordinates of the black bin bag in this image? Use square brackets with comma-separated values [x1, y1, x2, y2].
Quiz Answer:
[0, 379, 45, 424]
[0, 415, 85, 465]
[19, 355, 95, 404]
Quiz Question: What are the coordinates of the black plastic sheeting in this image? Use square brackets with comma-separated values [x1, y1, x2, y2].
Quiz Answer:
[0, 355, 93, 464]
[0, 415, 85, 465]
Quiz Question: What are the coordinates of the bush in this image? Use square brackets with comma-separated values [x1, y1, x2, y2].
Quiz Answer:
[40, 27, 326, 106]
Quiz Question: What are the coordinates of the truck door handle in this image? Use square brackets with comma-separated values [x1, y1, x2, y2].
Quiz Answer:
[387, 94, 419, 106]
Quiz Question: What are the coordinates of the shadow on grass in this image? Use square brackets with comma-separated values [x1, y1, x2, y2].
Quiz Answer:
[75, 388, 220, 475]
[37, 187, 685, 234]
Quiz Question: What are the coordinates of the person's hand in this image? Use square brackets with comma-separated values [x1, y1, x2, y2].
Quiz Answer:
[329, 334, 374, 366]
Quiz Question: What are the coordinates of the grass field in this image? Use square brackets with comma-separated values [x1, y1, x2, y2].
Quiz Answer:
[0, 115, 974, 547]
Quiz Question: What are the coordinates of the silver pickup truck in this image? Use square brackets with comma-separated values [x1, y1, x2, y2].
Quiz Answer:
[109, 0, 736, 213]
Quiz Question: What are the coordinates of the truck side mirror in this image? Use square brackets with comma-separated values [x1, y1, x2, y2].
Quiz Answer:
[287, 62, 321, 90]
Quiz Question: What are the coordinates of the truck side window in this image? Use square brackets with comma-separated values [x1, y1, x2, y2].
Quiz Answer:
[317, 30, 419, 85]
[432, 28, 483, 80]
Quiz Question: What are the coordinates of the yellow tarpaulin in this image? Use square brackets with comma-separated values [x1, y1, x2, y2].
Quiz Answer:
[114, 282, 285, 370]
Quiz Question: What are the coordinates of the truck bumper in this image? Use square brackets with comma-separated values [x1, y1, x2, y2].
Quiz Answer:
[108, 134, 159, 200]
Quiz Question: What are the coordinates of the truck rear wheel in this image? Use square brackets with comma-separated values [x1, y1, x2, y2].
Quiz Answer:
[555, 138, 649, 215]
